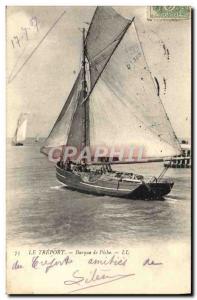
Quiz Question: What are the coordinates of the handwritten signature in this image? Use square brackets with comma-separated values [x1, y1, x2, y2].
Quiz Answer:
[11, 255, 163, 293]
[64, 268, 135, 293]
[143, 258, 163, 266]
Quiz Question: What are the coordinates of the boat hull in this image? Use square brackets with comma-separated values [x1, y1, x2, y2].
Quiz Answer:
[56, 165, 174, 200]
[12, 142, 23, 146]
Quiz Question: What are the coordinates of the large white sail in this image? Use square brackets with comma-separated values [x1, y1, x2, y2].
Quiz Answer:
[41, 6, 181, 160]
[89, 22, 181, 158]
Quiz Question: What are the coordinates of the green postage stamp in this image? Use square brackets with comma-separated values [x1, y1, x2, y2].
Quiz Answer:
[147, 6, 191, 20]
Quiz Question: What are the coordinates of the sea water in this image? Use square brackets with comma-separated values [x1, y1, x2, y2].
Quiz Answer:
[6, 140, 191, 247]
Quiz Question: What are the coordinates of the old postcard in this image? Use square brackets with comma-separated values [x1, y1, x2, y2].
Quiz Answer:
[6, 6, 191, 294]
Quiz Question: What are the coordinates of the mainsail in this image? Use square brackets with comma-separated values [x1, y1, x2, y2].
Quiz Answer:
[13, 113, 28, 145]
[89, 21, 181, 158]
[41, 6, 181, 160]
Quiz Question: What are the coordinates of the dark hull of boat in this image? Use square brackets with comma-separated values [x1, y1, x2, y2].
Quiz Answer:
[12, 142, 23, 146]
[56, 165, 174, 200]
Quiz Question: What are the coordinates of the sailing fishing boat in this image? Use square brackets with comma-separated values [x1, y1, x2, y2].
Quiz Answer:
[12, 113, 28, 146]
[41, 7, 181, 200]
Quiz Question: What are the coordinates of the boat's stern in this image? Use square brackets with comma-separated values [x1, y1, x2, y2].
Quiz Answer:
[144, 177, 174, 199]
[149, 182, 174, 198]
[127, 175, 174, 199]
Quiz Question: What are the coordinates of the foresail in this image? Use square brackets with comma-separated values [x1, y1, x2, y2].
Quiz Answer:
[85, 6, 132, 90]
[66, 89, 87, 149]
[41, 71, 83, 154]
[89, 22, 181, 159]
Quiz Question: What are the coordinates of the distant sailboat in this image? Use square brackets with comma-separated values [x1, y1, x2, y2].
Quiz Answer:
[41, 7, 181, 200]
[13, 113, 28, 146]
[35, 135, 39, 142]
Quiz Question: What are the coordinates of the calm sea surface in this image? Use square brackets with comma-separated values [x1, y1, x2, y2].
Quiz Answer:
[7, 141, 191, 247]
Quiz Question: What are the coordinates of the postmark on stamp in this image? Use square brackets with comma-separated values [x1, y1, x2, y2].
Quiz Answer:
[147, 6, 191, 20]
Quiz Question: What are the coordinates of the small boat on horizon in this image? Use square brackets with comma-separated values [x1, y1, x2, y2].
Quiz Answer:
[35, 135, 40, 143]
[12, 113, 28, 146]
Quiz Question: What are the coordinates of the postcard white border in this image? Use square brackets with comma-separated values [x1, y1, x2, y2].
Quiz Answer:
[1, 0, 195, 299]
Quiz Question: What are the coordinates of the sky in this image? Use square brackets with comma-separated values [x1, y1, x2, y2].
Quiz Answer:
[6, 6, 191, 139]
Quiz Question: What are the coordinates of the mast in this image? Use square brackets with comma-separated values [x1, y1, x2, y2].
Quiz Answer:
[82, 28, 89, 147]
